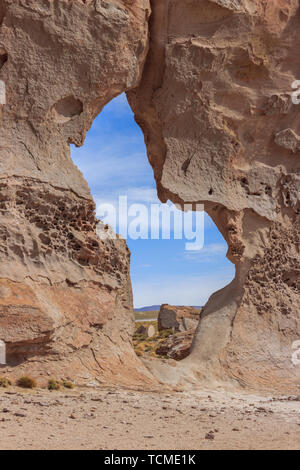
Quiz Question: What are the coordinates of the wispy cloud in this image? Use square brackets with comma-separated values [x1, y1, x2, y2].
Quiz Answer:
[126, 187, 159, 204]
[94, 187, 159, 209]
[133, 270, 234, 308]
[73, 149, 149, 189]
[184, 243, 228, 262]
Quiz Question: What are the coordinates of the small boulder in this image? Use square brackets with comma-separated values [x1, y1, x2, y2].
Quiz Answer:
[147, 325, 156, 338]
[155, 329, 195, 360]
[135, 325, 147, 335]
[158, 304, 200, 332]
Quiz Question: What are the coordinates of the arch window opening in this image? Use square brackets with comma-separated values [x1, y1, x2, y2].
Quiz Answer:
[71, 93, 235, 363]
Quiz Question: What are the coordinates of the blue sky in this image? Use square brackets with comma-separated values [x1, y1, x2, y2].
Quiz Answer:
[71, 94, 235, 308]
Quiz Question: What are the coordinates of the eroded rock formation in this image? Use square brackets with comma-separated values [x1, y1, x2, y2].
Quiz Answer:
[0, 0, 153, 386]
[158, 304, 200, 332]
[128, 0, 300, 391]
[0, 0, 299, 392]
[156, 329, 195, 361]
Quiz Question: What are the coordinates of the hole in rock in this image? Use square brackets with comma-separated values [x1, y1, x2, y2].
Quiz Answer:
[0, 46, 7, 70]
[52, 95, 83, 124]
[71, 93, 235, 364]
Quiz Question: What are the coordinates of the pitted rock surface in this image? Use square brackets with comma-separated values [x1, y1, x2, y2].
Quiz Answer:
[0, 0, 152, 386]
[0, 0, 299, 391]
[128, 0, 300, 391]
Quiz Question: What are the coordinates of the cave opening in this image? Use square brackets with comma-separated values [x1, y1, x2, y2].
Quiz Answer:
[71, 93, 235, 363]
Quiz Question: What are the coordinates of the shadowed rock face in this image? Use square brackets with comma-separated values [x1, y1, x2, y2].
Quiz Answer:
[0, 0, 153, 386]
[156, 329, 195, 361]
[0, 0, 299, 391]
[128, 0, 300, 391]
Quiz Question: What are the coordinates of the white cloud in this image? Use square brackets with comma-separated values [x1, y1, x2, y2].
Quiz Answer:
[73, 149, 148, 187]
[126, 187, 159, 204]
[133, 270, 235, 308]
[184, 243, 228, 262]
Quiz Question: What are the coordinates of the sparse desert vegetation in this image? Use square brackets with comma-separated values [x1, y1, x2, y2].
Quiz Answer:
[48, 379, 75, 391]
[133, 320, 173, 359]
[48, 379, 61, 391]
[61, 380, 75, 390]
[134, 310, 159, 321]
[0, 376, 11, 388]
[133, 306, 200, 360]
[16, 376, 37, 389]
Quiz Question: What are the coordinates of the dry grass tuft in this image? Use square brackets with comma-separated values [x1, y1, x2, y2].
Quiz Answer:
[16, 376, 37, 389]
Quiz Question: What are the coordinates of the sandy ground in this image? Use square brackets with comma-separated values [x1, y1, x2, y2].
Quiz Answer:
[0, 386, 299, 450]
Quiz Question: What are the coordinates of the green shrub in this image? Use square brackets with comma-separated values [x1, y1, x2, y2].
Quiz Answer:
[159, 329, 173, 338]
[133, 334, 147, 341]
[16, 376, 37, 389]
[61, 380, 74, 389]
[47, 378, 61, 391]
[0, 376, 12, 388]
[47, 378, 75, 391]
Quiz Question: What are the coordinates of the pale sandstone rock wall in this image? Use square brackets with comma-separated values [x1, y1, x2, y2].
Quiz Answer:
[128, 0, 300, 391]
[0, 0, 154, 386]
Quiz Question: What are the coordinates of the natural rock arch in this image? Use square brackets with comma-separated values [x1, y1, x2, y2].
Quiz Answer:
[0, 0, 299, 391]
[127, 0, 300, 391]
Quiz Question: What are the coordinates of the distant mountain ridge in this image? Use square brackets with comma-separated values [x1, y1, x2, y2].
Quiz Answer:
[134, 305, 202, 312]
[134, 305, 161, 312]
